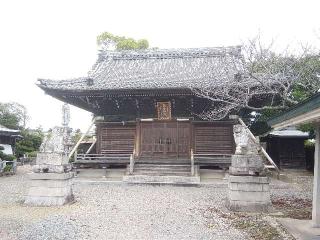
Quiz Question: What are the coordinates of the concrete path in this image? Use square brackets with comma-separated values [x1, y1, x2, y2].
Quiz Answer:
[279, 218, 320, 240]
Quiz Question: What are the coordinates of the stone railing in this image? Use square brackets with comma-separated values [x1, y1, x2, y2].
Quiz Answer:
[238, 118, 280, 174]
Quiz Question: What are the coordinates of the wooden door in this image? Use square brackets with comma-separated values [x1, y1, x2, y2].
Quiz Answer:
[165, 122, 178, 157]
[139, 121, 190, 159]
[140, 123, 154, 156]
[153, 122, 167, 156]
[279, 139, 306, 168]
[177, 122, 191, 157]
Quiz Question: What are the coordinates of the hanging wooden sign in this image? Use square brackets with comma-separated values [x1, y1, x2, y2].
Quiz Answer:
[157, 102, 171, 120]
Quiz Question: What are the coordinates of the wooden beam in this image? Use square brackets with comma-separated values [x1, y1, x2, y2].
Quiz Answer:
[239, 118, 280, 174]
[68, 117, 96, 159]
[85, 137, 97, 154]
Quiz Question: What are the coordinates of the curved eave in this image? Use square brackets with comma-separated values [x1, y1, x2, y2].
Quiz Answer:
[37, 84, 195, 97]
[37, 83, 196, 114]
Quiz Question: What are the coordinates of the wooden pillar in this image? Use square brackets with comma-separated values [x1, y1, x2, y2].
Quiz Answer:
[312, 124, 320, 227]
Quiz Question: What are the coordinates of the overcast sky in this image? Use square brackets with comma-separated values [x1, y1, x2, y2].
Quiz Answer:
[0, 0, 319, 131]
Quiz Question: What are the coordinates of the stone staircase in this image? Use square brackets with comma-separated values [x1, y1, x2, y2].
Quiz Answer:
[133, 164, 192, 176]
[123, 163, 200, 184]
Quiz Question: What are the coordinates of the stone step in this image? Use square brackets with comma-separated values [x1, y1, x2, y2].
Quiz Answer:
[134, 165, 190, 170]
[135, 163, 190, 166]
[136, 159, 190, 164]
[131, 164, 192, 177]
[133, 171, 192, 176]
[133, 167, 191, 171]
[134, 168, 190, 172]
[134, 164, 190, 170]
[133, 170, 191, 176]
[123, 174, 200, 185]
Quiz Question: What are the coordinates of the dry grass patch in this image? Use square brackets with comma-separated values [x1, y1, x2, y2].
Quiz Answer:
[204, 207, 294, 240]
[272, 197, 312, 220]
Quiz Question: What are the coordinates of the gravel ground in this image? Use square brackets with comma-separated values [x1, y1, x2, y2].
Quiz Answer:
[0, 166, 313, 240]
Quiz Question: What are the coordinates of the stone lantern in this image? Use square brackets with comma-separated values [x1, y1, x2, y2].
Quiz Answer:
[25, 104, 74, 206]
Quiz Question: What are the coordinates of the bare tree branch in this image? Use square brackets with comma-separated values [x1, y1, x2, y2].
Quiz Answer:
[192, 35, 319, 120]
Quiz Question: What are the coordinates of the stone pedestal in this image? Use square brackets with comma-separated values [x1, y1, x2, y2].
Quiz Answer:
[227, 153, 271, 212]
[227, 123, 271, 212]
[24, 152, 74, 206]
[226, 175, 271, 212]
[25, 172, 74, 206]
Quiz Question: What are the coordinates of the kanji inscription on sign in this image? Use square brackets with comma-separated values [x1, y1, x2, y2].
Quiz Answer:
[157, 102, 171, 120]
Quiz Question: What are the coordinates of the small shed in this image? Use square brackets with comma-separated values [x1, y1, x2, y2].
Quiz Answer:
[0, 124, 21, 155]
[261, 127, 309, 169]
[267, 92, 320, 227]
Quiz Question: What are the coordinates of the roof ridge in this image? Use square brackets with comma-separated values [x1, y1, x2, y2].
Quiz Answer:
[98, 46, 242, 60]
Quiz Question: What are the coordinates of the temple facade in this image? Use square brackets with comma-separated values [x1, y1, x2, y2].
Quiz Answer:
[37, 47, 244, 172]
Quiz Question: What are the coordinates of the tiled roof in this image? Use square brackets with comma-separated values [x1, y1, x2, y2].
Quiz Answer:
[37, 46, 244, 92]
[0, 124, 20, 133]
[269, 127, 309, 138]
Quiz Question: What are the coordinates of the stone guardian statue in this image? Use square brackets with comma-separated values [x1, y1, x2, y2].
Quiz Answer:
[227, 123, 271, 212]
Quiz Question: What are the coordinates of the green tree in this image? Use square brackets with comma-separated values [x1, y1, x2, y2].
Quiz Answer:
[291, 54, 320, 102]
[15, 128, 43, 157]
[0, 102, 45, 157]
[97, 32, 149, 50]
[0, 102, 29, 129]
[72, 128, 82, 143]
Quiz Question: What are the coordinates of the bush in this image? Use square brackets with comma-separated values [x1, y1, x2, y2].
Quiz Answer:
[3, 155, 16, 161]
[27, 151, 38, 158]
[0, 151, 16, 161]
[305, 139, 315, 148]
[15, 129, 43, 157]
[3, 164, 12, 172]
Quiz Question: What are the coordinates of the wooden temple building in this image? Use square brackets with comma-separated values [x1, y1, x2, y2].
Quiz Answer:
[261, 127, 309, 169]
[37, 47, 245, 176]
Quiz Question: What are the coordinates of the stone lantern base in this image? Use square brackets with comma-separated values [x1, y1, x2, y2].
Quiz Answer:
[226, 175, 271, 212]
